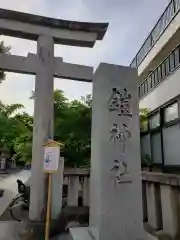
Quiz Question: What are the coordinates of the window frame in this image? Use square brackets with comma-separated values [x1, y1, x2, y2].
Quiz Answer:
[140, 96, 180, 168]
[149, 112, 161, 130]
[163, 102, 179, 124]
[161, 61, 166, 80]
[169, 51, 175, 72]
[174, 45, 180, 67]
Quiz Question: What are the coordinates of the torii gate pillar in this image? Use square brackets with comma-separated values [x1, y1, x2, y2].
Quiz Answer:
[29, 35, 54, 220]
[0, 8, 108, 222]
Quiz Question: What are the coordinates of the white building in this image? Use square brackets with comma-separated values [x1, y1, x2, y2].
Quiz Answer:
[131, 0, 180, 167]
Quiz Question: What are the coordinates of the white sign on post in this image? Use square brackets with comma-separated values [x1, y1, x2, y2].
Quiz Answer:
[43, 146, 60, 172]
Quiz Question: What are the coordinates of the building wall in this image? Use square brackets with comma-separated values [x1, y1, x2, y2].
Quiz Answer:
[138, 15, 180, 167]
[138, 7, 180, 77]
[139, 66, 180, 111]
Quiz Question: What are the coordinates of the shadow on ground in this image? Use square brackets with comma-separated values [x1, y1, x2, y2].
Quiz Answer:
[0, 204, 28, 221]
[0, 205, 89, 239]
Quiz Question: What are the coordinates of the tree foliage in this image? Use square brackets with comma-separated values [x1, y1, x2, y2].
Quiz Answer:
[0, 102, 26, 152]
[0, 90, 92, 167]
[31, 89, 92, 167]
[54, 90, 91, 167]
[0, 87, 148, 167]
[0, 41, 11, 83]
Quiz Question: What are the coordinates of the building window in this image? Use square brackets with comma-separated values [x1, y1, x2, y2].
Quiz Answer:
[151, 132, 162, 164]
[149, 112, 160, 129]
[157, 66, 162, 82]
[165, 57, 170, 75]
[163, 124, 180, 165]
[140, 119, 149, 132]
[154, 69, 159, 85]
[164, 102, 178, 123]
[151, 72, 155, 86]
[140, 133, 151, 158]
[147, 76, 152, 90]
[161, 61, 166, 79]
[144, 80, 148, 94]
[169, 52, 175, 71]
[141, 84, 145, 97]
[174, 46, 180, 68]
[139, 84, 144, 98]
[138, 87, 141, 98]
[174, 0, 180, 12]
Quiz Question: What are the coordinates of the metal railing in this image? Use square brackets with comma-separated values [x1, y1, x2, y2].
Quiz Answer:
[138, 43, 180, 99]
[130, 0, 180, 68]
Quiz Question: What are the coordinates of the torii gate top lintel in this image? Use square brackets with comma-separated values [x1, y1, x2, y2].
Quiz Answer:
[0, 9, 109, 222]
[0, 8, 108, 47]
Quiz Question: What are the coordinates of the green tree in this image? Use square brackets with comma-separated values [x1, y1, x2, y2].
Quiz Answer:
[12, 112, 33, 163]
[30, 89, 92, 167]
[0, 102, 24, 144]
[0, 102, 33, 161]
[0, 41, 11, 83]
[0, 91, 151, 167]
[13, 131, 33, 163]
[53, 90, 91, 167]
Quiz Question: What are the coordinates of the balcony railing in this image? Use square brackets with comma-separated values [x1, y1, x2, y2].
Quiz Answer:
[139, 43, 180, 99]
[130, 0, 180, 68]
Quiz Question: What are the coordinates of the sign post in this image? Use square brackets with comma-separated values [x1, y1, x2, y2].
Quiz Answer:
[45, 172, 52, 240]
[42, 140, 63, 240]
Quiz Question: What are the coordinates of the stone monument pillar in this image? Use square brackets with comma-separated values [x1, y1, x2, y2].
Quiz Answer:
[29, 35, 54, 221]
[89, 63, 145, 240]
[70, 63, 156, 240]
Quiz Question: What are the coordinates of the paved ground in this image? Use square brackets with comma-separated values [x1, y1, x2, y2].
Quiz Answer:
[0, 170, 31, 240]
[0, 169, 70, 239]
[0, 171, 156, 240]
[0, 220, 70, 240]
[0, 221, 21, 240]
[0, 170, 31, 217]
[52, 233, 70, 240]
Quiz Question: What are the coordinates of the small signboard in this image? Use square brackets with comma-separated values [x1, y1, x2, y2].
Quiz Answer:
[42, 140, 63, 240]
[43, 140, 63, 173]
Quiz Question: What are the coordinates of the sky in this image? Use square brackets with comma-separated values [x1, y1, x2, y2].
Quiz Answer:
[0, 0, 170, 114]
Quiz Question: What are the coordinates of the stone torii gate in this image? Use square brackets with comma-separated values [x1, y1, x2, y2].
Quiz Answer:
[0, 8, 108, 221]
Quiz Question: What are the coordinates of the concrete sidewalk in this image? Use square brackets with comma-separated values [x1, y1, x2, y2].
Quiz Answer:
[0, 222, 70, 240]
[0, 220, 70, 240]
[0, 221, 21, 240]
[51, 234, 70, 240]
[0, 170, 31, 217]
